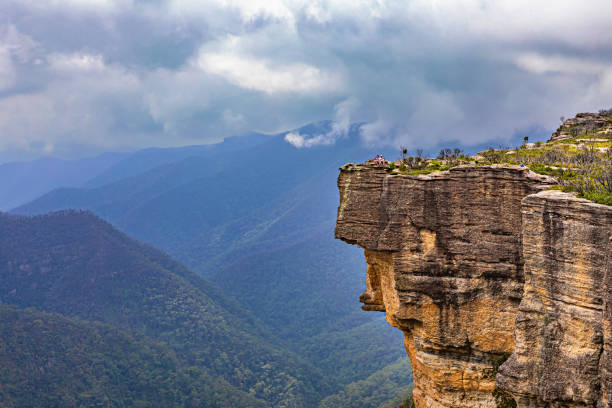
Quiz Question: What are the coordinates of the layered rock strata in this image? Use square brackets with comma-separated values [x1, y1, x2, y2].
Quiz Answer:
[603, 235, 612, 407]
[335, 164, 553, 407]
[335, 164, 612, 407]
[497, 191, 612, 407]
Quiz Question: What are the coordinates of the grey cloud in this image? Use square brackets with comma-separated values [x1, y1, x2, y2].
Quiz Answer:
[1, 0, 612, 161]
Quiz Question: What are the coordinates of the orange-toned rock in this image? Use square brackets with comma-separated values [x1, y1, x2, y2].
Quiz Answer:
[335, 164, 552, 407]
[602, 235, 612, 407]
[497, 191, 612, 408]
[335, 164, 612, 407]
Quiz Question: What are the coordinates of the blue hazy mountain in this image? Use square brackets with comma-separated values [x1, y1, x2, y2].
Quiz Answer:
[0, 131, 274, 212]
[83, 132, 274, 188]
[13, 123, 377, 265]
[11, 122, 411, 405]
[0, 153, 124, 211]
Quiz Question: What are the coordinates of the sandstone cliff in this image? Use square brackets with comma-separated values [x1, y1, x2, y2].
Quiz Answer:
[497, 191, 612, 407]
[335, 164, 612, 407]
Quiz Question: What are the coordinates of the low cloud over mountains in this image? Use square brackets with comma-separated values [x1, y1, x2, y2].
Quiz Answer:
[2, 0, 612, 161]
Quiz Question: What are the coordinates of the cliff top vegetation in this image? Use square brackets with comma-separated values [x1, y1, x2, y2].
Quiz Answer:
[342, 111, 612, 206]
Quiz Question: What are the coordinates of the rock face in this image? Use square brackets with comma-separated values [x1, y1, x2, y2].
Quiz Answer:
[603, 235, 612, 407]
[550, 113, 612, 141]
[497, 191, 612, 407]
[335, 164, 612, 407]
[335, 164, 552, 407]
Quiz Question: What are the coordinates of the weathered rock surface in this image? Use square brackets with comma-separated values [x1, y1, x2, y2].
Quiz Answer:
[335, 164, 612, 408]
[550, 113, 612, 141]
[497, 191, 612, 408]
[603, 235, 612, 407]
[335, 164, 553, 407]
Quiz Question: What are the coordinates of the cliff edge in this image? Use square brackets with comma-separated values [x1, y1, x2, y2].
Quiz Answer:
[335, 163, 612, 407]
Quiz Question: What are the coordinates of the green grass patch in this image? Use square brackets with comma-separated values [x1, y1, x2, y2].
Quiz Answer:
[377, 138, 612, 207]
[581, 191, 612, 206]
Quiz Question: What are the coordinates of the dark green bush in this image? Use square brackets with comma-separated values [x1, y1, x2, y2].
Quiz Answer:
[482, 149, 505, 163]
[560, 163, 612, 204]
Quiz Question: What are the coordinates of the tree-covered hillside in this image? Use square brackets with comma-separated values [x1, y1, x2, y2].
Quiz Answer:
[10, 123, 413, 405]
[319, 357, 413, 408]
[0, 305, 265, 408]
[211, 227, 406, 387]
[0, 211, 329, 407]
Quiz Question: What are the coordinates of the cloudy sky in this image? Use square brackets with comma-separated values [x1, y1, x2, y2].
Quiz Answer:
[1, 0, 612, 162]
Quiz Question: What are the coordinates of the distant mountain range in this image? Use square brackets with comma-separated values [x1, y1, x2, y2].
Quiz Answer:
[0, 153, 124, 211]
[2, 121, 413, 406]
[0, 131, 274, 211]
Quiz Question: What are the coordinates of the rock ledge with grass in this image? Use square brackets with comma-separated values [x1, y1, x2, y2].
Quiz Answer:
[335, 112, 612, 407]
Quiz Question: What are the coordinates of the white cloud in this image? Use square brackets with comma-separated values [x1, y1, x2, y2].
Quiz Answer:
[0, 48, 16, 91]
[143, 68, 214, 135]
[330, 98, 357, 135]
[283, 131, 308, 148]
[222, 109, 246, 128]
[48, 53, 106, 72]
[284, 131, 338, 148]
[284, 97, 357, 148]
[514, 53, 612, 76]
[166, 0, 295, 24]
[2, 0, 612, 161]
[405, 0, 612, 47]
[0, 24, 37, 63]
[15, 0, 132, 13]
[0, 24, 38, 91]
[0, 51, 145, 155]
[196, 51, 341, 94]
[218, 0, 295, 23]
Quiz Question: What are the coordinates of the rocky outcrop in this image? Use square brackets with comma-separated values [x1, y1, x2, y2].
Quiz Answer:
[497, 191, 612, 407]
[335, 164, 553, 407]
[550, 113, 612, 141]
[335, 164, 612, 407]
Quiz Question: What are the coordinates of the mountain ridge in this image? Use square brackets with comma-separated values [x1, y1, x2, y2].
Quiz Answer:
[0, 210, 330, 407]
[6, 124, 415, 406]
